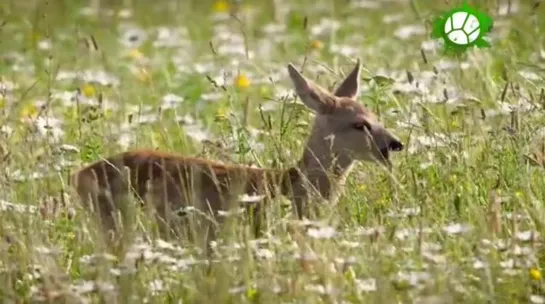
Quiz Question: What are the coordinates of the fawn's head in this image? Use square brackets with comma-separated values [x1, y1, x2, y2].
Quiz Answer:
[287, 59, 403, 167]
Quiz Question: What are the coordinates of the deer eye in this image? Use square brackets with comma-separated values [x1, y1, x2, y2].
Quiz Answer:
[353, 121, 371, 132]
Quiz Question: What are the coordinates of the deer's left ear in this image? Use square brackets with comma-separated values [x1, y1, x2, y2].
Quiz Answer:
[334, 58, 361, 99]
[287, 63, 337, 114]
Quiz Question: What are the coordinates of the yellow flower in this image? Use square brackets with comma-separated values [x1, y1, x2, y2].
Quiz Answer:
[376, 197, 388, 206]
[152, 131, 162, 145]
[81, 84, 96, 98]
[103, 109, 113, 119]
[240, 3, 252, 13]
[258, 86, 271, 97]
[213, 0, 229, 13]
[309, 39, 323, 50]
[234, 74, 250, 89]
[345, 269, 356, 280]
[245, 287, 258, 300]
[530, 268, 542, 281]
[127, 49, 144, 60]
[215, 106, 228, 120]
[515, 191, 524, 199]
[357, 184, 366, 192]
[30, 31, 40, 43]
[136, 68, 150, 82]
[20, 103, 38, 119]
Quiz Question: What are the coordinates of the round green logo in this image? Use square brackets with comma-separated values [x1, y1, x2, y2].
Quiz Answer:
[431, 2, 494, 53]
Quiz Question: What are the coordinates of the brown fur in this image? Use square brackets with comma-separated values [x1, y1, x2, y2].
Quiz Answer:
[70, 58, 404, 248]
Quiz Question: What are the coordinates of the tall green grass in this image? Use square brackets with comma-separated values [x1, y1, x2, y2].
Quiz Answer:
[0, 0, 544, 302]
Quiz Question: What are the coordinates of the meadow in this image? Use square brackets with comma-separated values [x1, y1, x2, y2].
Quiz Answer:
[0, 0, 545, 302]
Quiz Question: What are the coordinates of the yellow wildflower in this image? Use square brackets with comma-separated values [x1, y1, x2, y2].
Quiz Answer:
[215, 106, 228, 120]
[213, 0, 229, 13]
[234, 74, 250, 89]
[136, 68, 150, 82]
[345, 269, 356, 280]
[30, 31, 40, 43]
[376, 197, 388, 206]
[103, 109, 113, 119]
[81, 84, 96, 98]
[240, 3, 252, 13]
[152, 131, 162, 146]
[20, 103, 38, 119]
[310, 39, 323, 50]
[128, 49, 144, 60]
[530, 268, 542, 281]
[246, 287, 258, 300]
[258, 85, 271, 97]
[515, 191, 524, 199]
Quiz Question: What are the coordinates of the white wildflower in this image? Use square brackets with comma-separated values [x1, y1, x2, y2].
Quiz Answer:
[355, 278, 377, 292]
[531, 295, 545, 304]
[443, 223, 472, 235]
[307, 226, 337, 239]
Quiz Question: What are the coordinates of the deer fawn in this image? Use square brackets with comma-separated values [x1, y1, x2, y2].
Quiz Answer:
[70, 58, 404, 248]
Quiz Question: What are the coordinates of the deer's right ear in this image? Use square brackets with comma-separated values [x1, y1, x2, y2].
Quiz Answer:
[287, 63, 333, 114]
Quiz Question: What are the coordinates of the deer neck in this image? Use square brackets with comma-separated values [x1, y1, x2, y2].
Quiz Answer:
[294, 123, 355, 200]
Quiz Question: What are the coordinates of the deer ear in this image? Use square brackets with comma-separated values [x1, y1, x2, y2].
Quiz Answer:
[333, 58, 361, 99]
[287, 63, 334, 114]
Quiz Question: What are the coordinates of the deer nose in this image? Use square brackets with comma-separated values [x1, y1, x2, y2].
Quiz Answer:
[389, 139, 404, 151]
